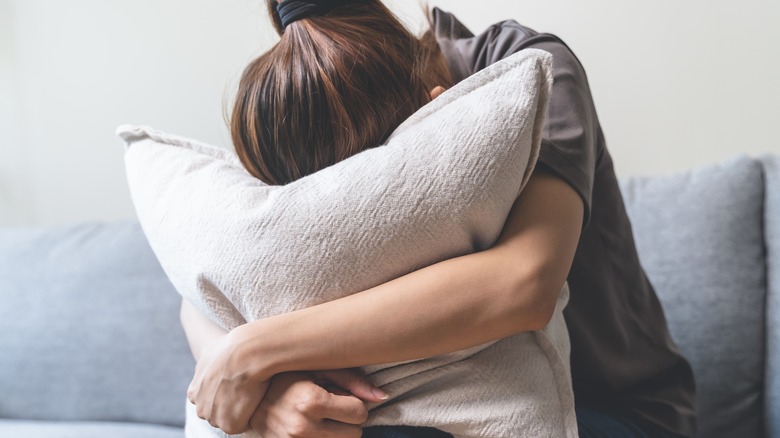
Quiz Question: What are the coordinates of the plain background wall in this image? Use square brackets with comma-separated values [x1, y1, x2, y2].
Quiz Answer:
[1, 0, 778, 227]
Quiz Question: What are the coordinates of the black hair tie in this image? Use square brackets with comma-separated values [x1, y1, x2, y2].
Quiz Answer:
[274, 0, 368, 29]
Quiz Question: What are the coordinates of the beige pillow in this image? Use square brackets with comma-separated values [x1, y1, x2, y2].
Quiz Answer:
[121, 49, 577, 437]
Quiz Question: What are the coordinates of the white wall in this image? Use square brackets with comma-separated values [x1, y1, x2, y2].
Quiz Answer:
[0, 0, 29, 225]
[1, 0, 778, 227]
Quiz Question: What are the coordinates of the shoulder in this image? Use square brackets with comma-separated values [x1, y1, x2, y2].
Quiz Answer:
[433, 8, 587, 84]
[432, 9, 601, 229]
[432, 7, 537, 45]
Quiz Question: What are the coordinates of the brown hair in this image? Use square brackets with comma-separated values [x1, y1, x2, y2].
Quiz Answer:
[230, 0, 452, 185]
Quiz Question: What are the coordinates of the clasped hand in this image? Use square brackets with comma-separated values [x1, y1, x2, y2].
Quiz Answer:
[186, 330, 387, 436]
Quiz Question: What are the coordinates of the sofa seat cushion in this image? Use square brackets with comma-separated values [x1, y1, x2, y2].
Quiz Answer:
[619, 155, 766, 438]
[0, 419, 183, 438]
[0, 221, 194, 426]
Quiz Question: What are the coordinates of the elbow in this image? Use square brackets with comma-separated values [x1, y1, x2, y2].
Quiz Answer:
[508, 269, 563, 332]
[527, 291, 559, 331]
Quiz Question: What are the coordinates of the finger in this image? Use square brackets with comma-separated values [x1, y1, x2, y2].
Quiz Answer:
[213, 380, 269, 435]
[215, 393, 256, 435]
[314, 369, 388, 403]
[187, 373, 200, 399]
[262, 416, 362, 438]
[250, 380, 363, 438]
[308, 392, 369, 425]
[314, 420, 363, 438]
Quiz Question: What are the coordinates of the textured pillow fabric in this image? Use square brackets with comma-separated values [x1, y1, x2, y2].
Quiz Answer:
[0, 221, 194, 427]
[619, 155, 767, 438]
[121, 49, 576, 438]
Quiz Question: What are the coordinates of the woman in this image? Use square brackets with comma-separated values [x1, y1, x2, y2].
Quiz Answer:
[182, 1, 696, 437]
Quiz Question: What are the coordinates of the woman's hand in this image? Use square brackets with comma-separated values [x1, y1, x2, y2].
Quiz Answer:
[181, 300, 387, 436]
[251, 369, 387, 438]
[187, 327, 269, 435]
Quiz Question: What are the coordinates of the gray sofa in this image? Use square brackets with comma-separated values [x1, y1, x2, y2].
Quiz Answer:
[1, 154, 777, 438]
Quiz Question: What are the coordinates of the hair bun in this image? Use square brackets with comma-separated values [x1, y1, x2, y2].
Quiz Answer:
[274, 0, 370, 29]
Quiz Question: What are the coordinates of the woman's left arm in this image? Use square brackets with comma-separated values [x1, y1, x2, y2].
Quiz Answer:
[188, 168, 584, 433]
[180, 298, 228, 362]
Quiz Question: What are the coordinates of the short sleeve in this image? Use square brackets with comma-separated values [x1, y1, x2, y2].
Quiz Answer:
[434, 10, 598, 229]
[528, 40, 598, 230]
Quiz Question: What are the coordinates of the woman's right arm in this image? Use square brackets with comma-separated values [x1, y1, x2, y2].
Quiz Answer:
[188, 167, 582, 436]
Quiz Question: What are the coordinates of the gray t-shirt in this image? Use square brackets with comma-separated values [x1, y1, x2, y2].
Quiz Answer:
[433, 8, 696, 437]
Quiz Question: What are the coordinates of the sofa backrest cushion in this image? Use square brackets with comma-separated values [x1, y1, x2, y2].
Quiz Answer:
[0, 221, 194, 427]
[762, 154, 780, 438]
[619, 155, 766, 438]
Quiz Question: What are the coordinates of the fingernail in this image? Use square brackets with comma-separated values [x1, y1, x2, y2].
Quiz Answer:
[372, 387, 389, 400]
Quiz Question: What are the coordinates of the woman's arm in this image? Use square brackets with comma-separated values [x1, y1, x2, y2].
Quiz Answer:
[243, 168, 582, 375]
[188, 168, 584, 433]
[179, 299, 228, 361]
